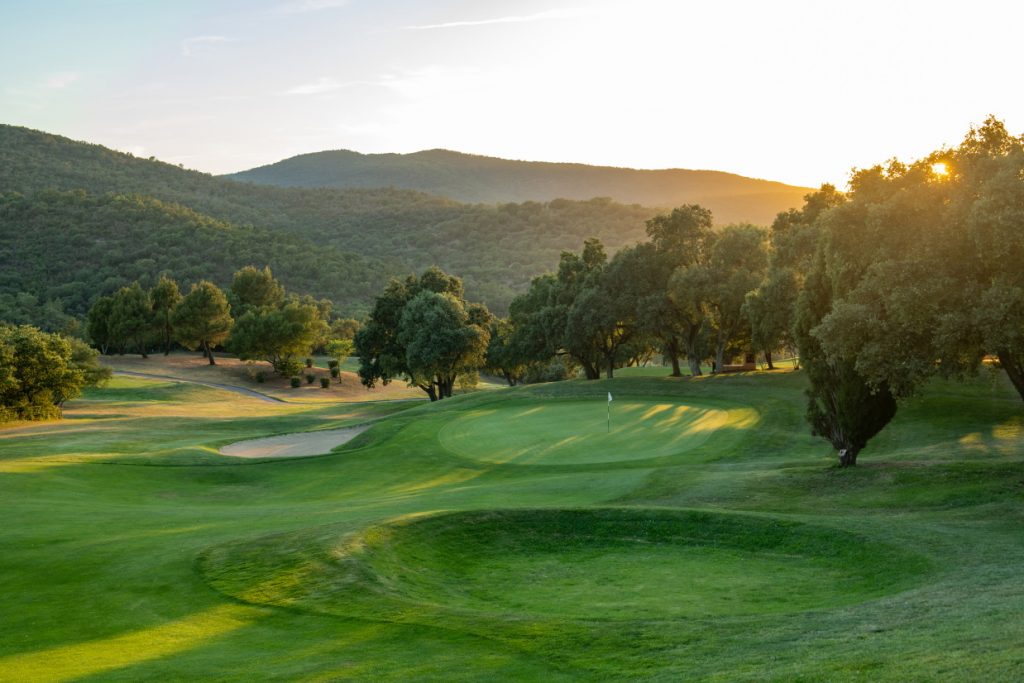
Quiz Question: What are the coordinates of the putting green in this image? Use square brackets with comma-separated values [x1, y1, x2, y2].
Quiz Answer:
[438, 400, 757, 464]
[201, 509, 929, 622]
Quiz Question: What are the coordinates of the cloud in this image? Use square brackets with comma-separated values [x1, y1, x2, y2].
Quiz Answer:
[42, 72, 80, 89]
[403, 8, 589, 30]
[283, 77, 359, 95]
[272, 0, 348, 14]
[180, 35, 235, 57]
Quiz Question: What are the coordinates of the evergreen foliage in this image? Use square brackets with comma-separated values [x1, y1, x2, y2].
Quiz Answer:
[355, 267, 490, 400]
[171, 281, 233, 365]
[0, 324, 108, 421]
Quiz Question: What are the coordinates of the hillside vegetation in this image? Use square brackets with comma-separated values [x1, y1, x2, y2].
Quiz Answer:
[0, 191, 391, 325]
[0, 125, 709, 318]
[226, 148, 811, 225]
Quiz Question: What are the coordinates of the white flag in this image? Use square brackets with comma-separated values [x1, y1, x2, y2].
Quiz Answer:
[608, 392, 613, 402]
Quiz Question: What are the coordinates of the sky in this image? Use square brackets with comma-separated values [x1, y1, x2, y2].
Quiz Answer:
[2, 0, 1022, 188]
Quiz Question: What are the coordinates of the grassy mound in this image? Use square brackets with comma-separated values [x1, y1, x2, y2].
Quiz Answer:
[200, 508, 929, 621]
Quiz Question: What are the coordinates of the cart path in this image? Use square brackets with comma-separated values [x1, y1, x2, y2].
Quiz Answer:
[219, 425, 371, 458]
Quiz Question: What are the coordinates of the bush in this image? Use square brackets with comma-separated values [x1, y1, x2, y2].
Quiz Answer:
[305, 373, 315, 384]
[290, 376, 301, 388]
[327, 359, 339, 369]
[305, 357, 313, 368]
[524, 358, 576, 384]
[319, 377, 330, 388]
[255, 371, 266, 383]
[330, 366, 340, 378]
[272, 357, 304, 378]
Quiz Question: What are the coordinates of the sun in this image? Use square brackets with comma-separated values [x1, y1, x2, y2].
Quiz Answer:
[931, 161, 950, 177]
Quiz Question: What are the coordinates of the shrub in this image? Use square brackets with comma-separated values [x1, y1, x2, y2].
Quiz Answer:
[305, 373, 315, 384]
[524, 358, 576, 384]
[319, 377, 330, 388]
[330, 366, 340, 378]
[327, 359, 339, 369]
[273, 358, 304, 378]
[305, 357, 313, 368]
[290, 376, 301, 388]
[255, 371, 266, 383]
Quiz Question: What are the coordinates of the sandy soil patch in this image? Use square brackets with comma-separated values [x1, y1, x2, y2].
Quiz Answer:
[219, 425, 371, 458]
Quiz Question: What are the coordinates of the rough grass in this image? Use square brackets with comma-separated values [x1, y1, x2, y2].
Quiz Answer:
[1, 368, 1023, 681]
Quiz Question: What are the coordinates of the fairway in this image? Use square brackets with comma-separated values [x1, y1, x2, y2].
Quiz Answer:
[3, 370, 1024, 681]
[439, 400, 756, 464]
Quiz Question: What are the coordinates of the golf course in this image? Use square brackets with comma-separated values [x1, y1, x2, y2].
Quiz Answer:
[2, 362, 1022, 681]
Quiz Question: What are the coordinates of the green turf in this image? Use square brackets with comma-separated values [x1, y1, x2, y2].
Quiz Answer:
[201, 508, 928, 622]
[438, 400, 755, 465]
[1, 369, 1023, 681]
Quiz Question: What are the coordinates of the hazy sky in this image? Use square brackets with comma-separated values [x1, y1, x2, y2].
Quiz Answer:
[2, 0, 1021, 187]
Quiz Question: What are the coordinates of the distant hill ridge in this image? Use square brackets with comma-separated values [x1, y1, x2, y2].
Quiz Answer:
[226, 148, 812, 226]
[0, 123, 812, 326]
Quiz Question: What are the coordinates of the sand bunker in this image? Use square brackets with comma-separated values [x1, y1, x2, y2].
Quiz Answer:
[219, 426, 370, 458]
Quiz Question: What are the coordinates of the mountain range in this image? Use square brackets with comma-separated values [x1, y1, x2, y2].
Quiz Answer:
[1, 124, 812, 328]
[226, 148, 810, 226]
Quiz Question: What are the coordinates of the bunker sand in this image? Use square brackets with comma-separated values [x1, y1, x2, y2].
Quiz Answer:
[219, 425, 370, 458]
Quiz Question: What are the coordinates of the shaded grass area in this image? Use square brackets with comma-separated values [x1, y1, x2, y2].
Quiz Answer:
[1, 369, 1023, 680]
[201, 508, 929, 623]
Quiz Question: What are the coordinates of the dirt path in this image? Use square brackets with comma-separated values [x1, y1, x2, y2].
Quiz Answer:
[113, 370, 284, 403]
[219, 425, 371, 458]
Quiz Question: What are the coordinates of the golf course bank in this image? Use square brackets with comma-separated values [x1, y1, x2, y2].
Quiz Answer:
[1, 370, 1022, 680]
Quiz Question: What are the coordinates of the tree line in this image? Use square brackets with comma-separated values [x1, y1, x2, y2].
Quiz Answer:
[87, 266, 358, 377]
[353, 118, 1024, 467]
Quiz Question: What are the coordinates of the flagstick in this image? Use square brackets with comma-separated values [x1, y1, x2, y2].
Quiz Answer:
[607, 391, 612, 433]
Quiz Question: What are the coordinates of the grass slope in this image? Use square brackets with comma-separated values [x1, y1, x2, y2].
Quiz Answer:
[1, 369, 1022, 680]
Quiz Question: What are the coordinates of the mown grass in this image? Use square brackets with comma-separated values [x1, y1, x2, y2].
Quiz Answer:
[0, 368, 1023, 681]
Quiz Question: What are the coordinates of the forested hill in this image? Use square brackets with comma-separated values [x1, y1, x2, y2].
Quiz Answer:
[0, 124, 800, 324]
[225, 148, 811, 226]
[0, 191, 393, 327]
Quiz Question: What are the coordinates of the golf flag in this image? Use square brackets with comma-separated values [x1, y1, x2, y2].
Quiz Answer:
[608, 392, 613, 402]
[607, 392, 613, 432]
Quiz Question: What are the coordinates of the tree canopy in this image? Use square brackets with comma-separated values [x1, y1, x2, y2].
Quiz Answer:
[171, 281, 233, 365]
[355, 267, 490, 400]
[0, 324, 108, 422]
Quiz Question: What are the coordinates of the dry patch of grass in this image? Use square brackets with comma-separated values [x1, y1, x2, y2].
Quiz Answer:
[103, 353, 424, 403]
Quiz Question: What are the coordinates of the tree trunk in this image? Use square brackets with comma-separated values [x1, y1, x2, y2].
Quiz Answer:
[764, 349, 774, 370]
[421, 384, 438, 401]
[838, 447, 858, 467]
[606, 354, 615, 380]
[582, 361, 600, 380]
[670, 354, 681, 377]
[999, 350, 1024, 402]
[687, 354, 702, 376]
[205, 341, 216, 365]
[714, 339, 726, 375]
